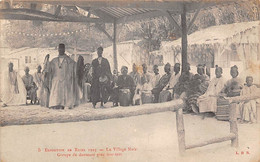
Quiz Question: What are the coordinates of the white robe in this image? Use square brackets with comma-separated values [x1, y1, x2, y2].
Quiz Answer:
[1, 70, 27, 106]
[150, 74, 161, 89]
[33, 72, 43, 98]
[198, 76, 226, 113]
[49, 55, 78, 108]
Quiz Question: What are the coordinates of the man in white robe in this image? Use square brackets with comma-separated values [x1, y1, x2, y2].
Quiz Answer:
[198, 66, 226, 113]
[49, 44, 78, 109]
[1, 62, 27, 107]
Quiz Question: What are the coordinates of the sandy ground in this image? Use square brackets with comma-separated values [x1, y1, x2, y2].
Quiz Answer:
[1, 104, 260, 162]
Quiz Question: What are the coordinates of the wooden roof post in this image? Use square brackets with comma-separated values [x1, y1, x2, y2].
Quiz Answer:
[113, 19, 118, 72]
[181, 4, 187, 73]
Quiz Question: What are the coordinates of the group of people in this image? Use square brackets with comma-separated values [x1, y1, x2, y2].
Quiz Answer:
[1, 43, 259, 123]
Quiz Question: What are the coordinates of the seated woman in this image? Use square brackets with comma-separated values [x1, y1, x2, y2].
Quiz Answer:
[240, 76, 259, 123]
[159, 63, 181, 103]
[113, 66, 136, 106]
[187, 64, 209, 113]
[215, 65, 243, 120]
[223, 65, 243, 97]
[197, 66, 226, 118]
[151, 63, 172, 103]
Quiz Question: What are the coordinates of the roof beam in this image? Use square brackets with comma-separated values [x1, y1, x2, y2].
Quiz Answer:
[2, 1, 237, 12]
[162, 10, 182, 35]
[0, 12, 112, 23]
[54, 5, 61, 17]
[94, 23, 113, 41]
[80, 7, 115, 22]
[0, 8, 58, 19]
[4, 1, 185, 11]
[187, 6, 202, 32]
[117, 10, 163, 24]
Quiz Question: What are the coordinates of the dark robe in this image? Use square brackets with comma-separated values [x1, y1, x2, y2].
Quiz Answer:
[151, 73, 172, 103]
[187, 74, 209, 112]
[174, 71, 194, 96]
[91, 57, 112, 105]
[114, 75, 136, 106]
[76, 56, 85, 90]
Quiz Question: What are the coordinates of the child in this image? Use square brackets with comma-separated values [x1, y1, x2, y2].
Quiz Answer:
[240, 76, 258, 123]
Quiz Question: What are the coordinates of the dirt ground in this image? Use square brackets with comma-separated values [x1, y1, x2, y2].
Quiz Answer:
[0, 103, 260, 162]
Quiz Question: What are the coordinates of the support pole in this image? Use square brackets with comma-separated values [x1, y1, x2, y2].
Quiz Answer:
[176, 108, 186, 154]
[229, 103, 238, 147]
[113, 19, 118, 71]
[181, 5, 188, 73]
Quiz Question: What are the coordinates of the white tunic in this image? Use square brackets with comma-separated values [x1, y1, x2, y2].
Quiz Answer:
[198, 76, 226, 113]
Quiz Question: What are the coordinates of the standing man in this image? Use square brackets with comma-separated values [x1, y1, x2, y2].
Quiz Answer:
[1, 62, 26, 107]
[22, 67, 38, 104]
[91, 47, 112, 108]
[33, 65, 43, 104]
[49, 43, 78, 109]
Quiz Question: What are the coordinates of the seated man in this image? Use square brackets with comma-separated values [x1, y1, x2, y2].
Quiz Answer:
[150, 65, 161, 89]
[22, 67, 38, 104]
[152, 63, 172, 103]
[159, 63, 181, 103]
[113, 66, 136, 106]
[240, 76, 259, 123]
[140, 64, 153, 104]
[187, 64, 209, 113]
[129, 63, 141, 105]
[1, 62, 27, 107]
[140, 63, 152, 90]
[197, 66, 226, 118]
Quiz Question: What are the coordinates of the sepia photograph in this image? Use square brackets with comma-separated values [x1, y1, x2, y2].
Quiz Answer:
[0, 0, 260, 161]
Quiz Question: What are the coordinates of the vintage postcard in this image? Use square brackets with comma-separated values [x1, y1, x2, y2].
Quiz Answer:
[0, 0, 260, 162]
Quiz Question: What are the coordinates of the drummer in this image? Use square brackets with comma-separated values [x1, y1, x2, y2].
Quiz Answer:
[113, 66, 136, 106]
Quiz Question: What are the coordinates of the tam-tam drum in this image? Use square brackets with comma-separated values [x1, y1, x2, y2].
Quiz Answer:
[141, 91, 153, 104]
[216, 97, 230, 121]
[119, 89, 131, 106]
[83, 83, 91, 103]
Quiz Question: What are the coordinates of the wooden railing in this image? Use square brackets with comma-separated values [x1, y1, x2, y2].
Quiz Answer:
[182, 94, 260, 154]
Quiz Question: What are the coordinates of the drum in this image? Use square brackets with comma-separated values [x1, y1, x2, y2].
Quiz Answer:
[119, 89, 131, 106]
[83, 83, 91, 103]
[216, 98, 230, 121]
[159, 90, 172, 103]
[141, 91, 153, 104]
